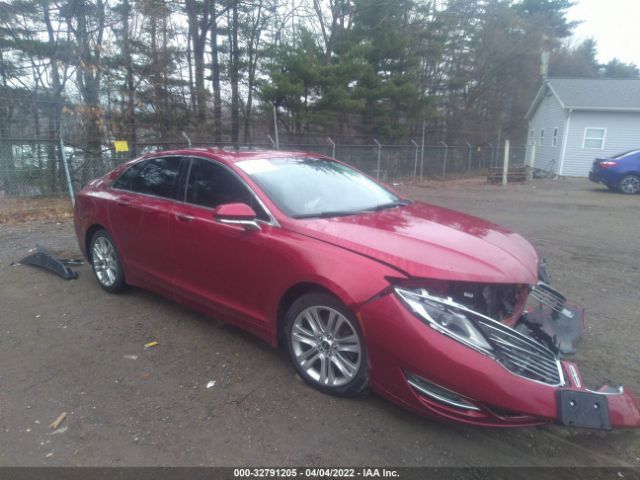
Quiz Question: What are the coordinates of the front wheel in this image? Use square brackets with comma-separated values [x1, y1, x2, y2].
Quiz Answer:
[618, 174, 640, 194]
[285, 293, 368, 397]
[90, 229, 126, 293]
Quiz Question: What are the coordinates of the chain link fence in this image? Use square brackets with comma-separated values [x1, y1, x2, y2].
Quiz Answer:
[0, 138, 527, 200]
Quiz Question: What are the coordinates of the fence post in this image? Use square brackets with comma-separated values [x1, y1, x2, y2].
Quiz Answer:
[487, 143, 493, 170]
[466, 142, 473, 175]
[327, 137, 336, 158]
[420, 120, 425, 182]
[267, 134, 276, 149]
[410, 140, 419, 179]
[502, 139, 510, 186]
[373, 139, 382, 180]
[527, 142, 536, 180]
[181, 131, 192, 148]
[58, 132, 75, 206]
[272, 104, 279, 149]
[441, 141, 448, 179]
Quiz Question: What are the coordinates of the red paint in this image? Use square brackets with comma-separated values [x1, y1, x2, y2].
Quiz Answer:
[74, 148, 640, 429]
[214, 202, 258, 219]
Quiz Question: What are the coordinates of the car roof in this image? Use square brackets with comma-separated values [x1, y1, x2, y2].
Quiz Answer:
[141, 148, 321, 165]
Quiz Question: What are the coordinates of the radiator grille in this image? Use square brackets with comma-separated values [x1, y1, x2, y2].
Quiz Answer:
[479, 320, 563, 386]
[530, 282, 566, 318]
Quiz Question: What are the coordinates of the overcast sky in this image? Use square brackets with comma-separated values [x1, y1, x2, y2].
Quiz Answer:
[567, 0, 640, 67]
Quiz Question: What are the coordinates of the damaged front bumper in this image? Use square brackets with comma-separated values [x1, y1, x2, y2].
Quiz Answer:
[358, 283, 640, 429]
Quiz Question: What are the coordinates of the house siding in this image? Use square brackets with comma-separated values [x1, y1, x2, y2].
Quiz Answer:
[561, 111, 640, 177]
[526, 89, 566, 173]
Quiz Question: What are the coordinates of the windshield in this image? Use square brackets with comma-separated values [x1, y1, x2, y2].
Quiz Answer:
[236, 157, 403, 218]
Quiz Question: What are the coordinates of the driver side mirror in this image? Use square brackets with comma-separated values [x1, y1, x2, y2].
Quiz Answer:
[213, 203, 261, 231]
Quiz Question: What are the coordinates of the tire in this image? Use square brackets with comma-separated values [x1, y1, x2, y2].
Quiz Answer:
[618, 174, 640, 194]
[285, 293, 368, 397]
[90, 229, 126, 293]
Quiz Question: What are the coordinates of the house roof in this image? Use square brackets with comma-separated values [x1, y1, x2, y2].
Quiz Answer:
[525, 78, 640, 119]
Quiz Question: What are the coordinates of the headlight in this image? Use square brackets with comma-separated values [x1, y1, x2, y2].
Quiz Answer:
[394, 287, 493, 354]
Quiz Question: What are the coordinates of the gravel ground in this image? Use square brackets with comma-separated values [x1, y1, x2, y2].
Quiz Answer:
[0, 177, 639, 467]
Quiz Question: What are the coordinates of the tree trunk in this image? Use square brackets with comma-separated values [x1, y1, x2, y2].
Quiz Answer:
[211, 2, 222, 144]
[186, 0, 211, 127]
[0, 123, 17, 196]
[72, 0, 105, 184]
[121, 0, 137, 158]
[42, 1, 64, 192]
[230, 2, 240, 147]
[243, 0, 264, 145]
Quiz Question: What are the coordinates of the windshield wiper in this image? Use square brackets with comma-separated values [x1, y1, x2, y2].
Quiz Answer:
[294, 200, 412, 219]
[367, 199, 412, 212]
[293, 210, 363, 219]
[293, 200, 413, 218]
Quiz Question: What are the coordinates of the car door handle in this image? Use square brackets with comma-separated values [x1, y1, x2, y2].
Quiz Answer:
[175, 213, 195, 222]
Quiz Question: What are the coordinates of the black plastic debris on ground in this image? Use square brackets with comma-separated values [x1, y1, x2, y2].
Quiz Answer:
[17, 245, 82, 280]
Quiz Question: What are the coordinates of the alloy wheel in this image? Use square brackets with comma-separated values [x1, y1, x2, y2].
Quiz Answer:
[619, 175, 640, 194]
[290, 306, 362, 388]
[92, 236, 118, 287]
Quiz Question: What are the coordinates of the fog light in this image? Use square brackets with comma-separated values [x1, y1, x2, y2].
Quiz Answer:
[405, 371, 480, 411]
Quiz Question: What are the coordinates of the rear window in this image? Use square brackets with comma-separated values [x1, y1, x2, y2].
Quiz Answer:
[130, 157, 182, 199]
[612, 150, 640, 160]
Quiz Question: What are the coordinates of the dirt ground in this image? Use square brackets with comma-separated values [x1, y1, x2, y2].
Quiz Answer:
[0, 177, 639, 467]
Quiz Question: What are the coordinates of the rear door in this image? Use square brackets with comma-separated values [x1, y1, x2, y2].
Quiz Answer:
[109, 156, 185, 291]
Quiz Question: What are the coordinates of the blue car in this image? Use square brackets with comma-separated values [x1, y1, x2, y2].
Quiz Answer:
[589, 149, 640, 194]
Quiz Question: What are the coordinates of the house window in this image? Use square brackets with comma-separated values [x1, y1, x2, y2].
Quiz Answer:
[539, 129, 544, 146]
[529, 130, 535, 144]
[583, 128, 606, 149]
[552, 127, 559, 147]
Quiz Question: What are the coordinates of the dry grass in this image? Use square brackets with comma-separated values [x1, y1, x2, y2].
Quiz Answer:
[0, 196, 74, 224]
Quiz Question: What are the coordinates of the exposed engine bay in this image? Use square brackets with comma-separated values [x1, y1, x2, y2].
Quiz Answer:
[448, 282, 527, 322]
[446, 281, 585, 356]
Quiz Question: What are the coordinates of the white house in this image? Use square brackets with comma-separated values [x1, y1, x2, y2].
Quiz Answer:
[525, 78, 640, 177]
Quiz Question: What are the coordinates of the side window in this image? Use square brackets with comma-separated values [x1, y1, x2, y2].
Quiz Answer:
[186, 158, 270, 221]
[130, 157, 182, 199]
[112, 161, 146, 190]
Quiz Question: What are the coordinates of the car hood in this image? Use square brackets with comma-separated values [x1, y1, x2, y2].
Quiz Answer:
[285, 202, 539, 284]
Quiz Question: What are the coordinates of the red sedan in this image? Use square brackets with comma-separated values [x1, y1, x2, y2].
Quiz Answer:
[74, 148, 640, 429]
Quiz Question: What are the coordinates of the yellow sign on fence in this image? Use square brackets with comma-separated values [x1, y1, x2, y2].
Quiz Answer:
[114, 140, 129, 152]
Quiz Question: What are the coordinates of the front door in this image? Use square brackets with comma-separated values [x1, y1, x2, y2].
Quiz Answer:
[169, 157, 279, 332]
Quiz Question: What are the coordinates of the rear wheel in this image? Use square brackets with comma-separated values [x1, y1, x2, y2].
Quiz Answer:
[285, 293, 368, 397]
[90, 229, 126, 293]
[619, 175, 640, 194]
